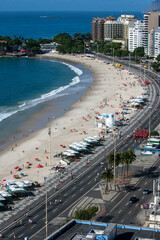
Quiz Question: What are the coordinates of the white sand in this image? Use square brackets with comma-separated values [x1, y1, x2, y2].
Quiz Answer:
[0, 53, 144, 184]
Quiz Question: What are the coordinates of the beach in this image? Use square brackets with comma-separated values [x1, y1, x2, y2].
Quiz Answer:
[0, 53, 144, 184]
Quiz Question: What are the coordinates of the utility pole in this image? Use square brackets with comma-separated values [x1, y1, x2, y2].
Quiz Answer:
[44, 176, 48, 238]
[96, 42, 98, 59]
[114, 133, 117, 190]
[84, 41, 85, 55]
[129, 53, 131, 72]
[48, 127, 51, 175]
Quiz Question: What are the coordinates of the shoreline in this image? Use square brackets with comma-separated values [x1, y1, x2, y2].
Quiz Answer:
[0, 53, 145, 184]
[0, 57, 93, 152]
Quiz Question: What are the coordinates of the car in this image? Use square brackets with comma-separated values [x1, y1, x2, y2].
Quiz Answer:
[143, 188, 149, 195]
[129, 196, 137, 203]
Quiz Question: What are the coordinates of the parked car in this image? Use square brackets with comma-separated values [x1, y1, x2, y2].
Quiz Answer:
[129, 196, 137, 203]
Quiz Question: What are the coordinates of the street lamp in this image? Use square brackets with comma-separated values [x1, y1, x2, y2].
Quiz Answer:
[84, 41, 85, 55]
[44, 176, 49, 238]
[129, 53, 131, 72]
[148, 106, 152, 139]
[113, 131, 118, 190]
[113, 48, 115, 66]
[48, 127, 51, 175]
[96, 42, 98, 59]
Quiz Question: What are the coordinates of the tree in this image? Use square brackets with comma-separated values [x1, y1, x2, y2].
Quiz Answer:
[132, 47, 144, 57]
[151, 62, 160, 71]
[75, 206, 98, 220]
[150, 131, 159, 136]
[156, 54, 160, 62]
[102, 168, 114, 192]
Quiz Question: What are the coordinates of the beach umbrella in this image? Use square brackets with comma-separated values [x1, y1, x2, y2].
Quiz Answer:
[36, 164, 43, 168]
[34, 158, 38, 160]
[13, 175, 16, 178]
[14, 166, 19, 170]
[26, 161, 29, 164]
[2, 179, 6, 182]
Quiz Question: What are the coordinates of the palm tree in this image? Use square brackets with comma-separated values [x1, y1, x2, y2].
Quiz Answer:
[120, 150, 136, 178]
[126, 150, 136, 176]
[102, 168, 114, 192]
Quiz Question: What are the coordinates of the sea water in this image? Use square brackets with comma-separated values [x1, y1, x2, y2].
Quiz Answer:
[0, 11, 143, 39]
[0, 57, 93, 150]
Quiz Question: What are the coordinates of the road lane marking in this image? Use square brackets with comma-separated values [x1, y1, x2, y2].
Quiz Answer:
[80, 187, 84, 191]
[31, 225, 36, 229]
[52, 209, 57, 213]
[33, 214, 39, 219]
[118, 210, 122, 214]
[142, 196, 144, 200]
[88, 181, 92, 185]
[139, 188, 142, 191]
[121, 219, 124, 223]
[144, 182, 148, 185]
[64, 193, 68, 196]
[72, 194, 76, 198]
[129, 211, 132, 214]
[18, 234, 24, 238]
[136, 203, 139, 207]
[126, 202, 129, 206]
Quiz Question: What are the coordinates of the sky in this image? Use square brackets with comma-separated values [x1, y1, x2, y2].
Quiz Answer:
[0, 0, 154, 12]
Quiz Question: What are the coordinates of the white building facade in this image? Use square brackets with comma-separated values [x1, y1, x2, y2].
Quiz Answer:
[148, 27, 160, 58]
[128, 20, 144, 52]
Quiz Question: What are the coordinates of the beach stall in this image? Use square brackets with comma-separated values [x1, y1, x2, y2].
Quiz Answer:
[6, 185, 27, 197]
[0, 191, 12, 202]
[60, 159, 70, 165]
[69, 144, 87, 152]
[148, 137, 160, 144]
[23, 180, 34, 188]
[16, 181, 30, 190]
[0, 195, 6, 203]
[103, 113, 114, 130]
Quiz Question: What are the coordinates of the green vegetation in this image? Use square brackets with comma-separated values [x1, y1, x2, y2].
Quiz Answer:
[74, 206, 98, 220]
[151, 62, 160, 71]
[150, 131, 159, 136]
[106, 149, 136, 179]
[156, 54, 160, 62]
[53, 32, 91, 54]
[132, 47, 145, 58]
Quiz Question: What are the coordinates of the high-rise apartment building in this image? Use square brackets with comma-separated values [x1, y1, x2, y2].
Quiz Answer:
[91, 16, 116, 42]
[143, 12, 160, 55]
[128, 20, 144, 52]
[148, 27, 160, 58]
[104, 21, 124, 41]
[92, 18, 105, 42]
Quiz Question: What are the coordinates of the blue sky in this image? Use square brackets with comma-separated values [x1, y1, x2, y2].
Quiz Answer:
[0, 0, 154, 12]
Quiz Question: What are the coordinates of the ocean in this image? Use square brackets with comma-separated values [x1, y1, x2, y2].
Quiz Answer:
[0, 11, 142, 150]
[0, 11, 143, 39]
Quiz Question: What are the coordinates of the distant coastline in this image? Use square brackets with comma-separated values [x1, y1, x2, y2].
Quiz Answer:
[40, 16, 60, 18]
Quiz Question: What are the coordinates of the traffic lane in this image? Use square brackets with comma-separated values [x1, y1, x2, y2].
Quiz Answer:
[104, 172, 157, 224]
[6, 168, 103, 240]
[29, 175, 103, 240]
